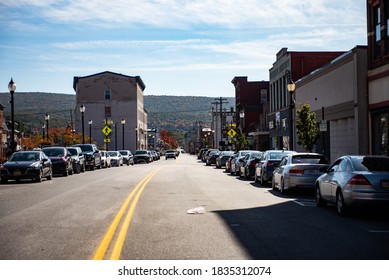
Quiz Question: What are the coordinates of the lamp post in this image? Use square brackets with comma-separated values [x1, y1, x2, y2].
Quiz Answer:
[135, 127, 138, 150]
[45, 113, 50, 141]
[239, 108, 245, 131]
[88, 120, 93, 144]
[121, 118, 126, 150]
[80, 105, 85, 144]
[8, 78, 16, 154]
[287, 80, 296, 150]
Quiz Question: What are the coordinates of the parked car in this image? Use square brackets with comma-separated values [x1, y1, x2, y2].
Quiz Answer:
[240, 151, 263, 179]
[108, 151, 123, 166]
[197, 148, 209, 160]
[0, 151, 52, 183]
[66, 146, 86, 174]
[254, 150, 296, 185]
[315, 155, 389, 216]
[225, 153, 237, 172]
[216, 151, 235, 169]
[119, 150, 134, 166]
[230, 150, 254, 176]
[272, 153, 329, 193]
[100, 151, 112, 168]
[133, 150, 151, 163]
[150, 150, 158, 161]
[205, 149, 221, 166]
[73, 144, 101, 170]
[42, 147, 73, 176]
[165, 150, 177, 160]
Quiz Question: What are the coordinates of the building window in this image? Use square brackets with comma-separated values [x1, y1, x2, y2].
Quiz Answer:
[105, 106, 111, 117]
[104, 89, 111, 100]
[376, 6, 381, 42]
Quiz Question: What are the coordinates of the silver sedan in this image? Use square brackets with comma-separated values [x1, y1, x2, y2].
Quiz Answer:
[272, 153, 329, 193]
[315, 155, 389, 216]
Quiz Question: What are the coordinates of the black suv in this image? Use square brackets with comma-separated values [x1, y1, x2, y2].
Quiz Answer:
[73, 144, 101, 170]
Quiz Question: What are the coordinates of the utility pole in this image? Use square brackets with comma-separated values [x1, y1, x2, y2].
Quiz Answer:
[212, 97, 228, 149]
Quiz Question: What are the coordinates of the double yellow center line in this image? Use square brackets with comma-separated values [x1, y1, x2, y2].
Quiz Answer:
[92, 167, 164, 260]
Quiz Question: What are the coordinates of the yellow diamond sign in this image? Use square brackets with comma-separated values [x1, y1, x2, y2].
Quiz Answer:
[227, 129, 236, 138]
[102, 125, 112, 136]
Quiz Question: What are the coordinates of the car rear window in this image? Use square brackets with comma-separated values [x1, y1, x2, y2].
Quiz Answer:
[292, 155, 329, 164]
[351, 156, 389, 171]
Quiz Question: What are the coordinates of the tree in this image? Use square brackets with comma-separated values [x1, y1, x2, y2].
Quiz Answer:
[235, 127, 249, 151]
[296, 103, 319, 152]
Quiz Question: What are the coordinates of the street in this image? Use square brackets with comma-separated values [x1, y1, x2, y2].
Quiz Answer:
[0, 153, 388, 260]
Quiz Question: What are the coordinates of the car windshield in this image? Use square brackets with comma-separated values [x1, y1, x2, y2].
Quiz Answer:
[43, 148, 65, 157]
[351, 156, 389, 171]
[67, 148, 78, 156]
[222, 151, 234, 156]
[135, 150, 147, 155]
[76, 145, 93, 152]
[10, 152, 39, 162]
[166, 150, 175, 153]
[119, 151, 128, 155]
[108, 152, 118, 156]
[292, 155, 329, 164]
[268, 152, 285, 160]
[251, 152, 262, 158]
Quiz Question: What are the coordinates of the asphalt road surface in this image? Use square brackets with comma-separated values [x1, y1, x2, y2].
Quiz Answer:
[1, 153, 388, 260]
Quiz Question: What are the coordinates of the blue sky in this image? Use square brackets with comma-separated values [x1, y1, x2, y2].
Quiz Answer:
[0, 0, 366, 97]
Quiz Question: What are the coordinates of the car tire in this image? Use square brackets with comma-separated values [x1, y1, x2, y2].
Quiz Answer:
[260, 173, 266, 186]
[47, 168, 53, 180]
[63, 169, 69, 176]
[75, 163, 81, 174]
[280, 179, 286, 194]
[336, 190, 347, 216]
[35, 169, 43, 182]
[315, 185, 326, 207]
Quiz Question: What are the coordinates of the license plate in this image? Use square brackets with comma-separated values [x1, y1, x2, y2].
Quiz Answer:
[381, 181, 389, 188]
[14, 170, 21, 176]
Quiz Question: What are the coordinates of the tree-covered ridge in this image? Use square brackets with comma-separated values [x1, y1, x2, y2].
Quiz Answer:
[0, 92, 235, 134]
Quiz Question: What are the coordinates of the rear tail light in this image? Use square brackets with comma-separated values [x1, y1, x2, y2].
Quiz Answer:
[347, 174, 371, 185]
[289, 169, 304, 175]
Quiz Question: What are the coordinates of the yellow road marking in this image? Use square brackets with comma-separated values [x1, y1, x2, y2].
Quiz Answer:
[92, 167, 163, 260]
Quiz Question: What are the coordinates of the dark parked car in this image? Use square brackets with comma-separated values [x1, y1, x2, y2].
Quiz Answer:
[197, 148, 209, 160]
[254, 150, 296, 185]
[225, 153, 237, 172]
[73, 144, 101, 170]
[315, 155, 389, 216]
[0, 151, 52, 183]
[42, 147, 73, 176]
[205, 149, 220, 166]
[119, 150, 134, 166]
[240, 151, 263, 179]
[272, 153, 329, 193]
[133, 150, 151, 163]
[66, 146, 86, 174]
[216, 151, 235, 168]
[230, 150, 255, 176]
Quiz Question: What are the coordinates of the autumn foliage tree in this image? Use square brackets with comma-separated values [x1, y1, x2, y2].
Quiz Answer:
[159, 129, 179, 149]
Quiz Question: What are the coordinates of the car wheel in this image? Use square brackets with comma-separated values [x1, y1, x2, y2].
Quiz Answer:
[76, 163, 81, 174]
[69, 166, 73, 175]
[35, 169, 43, 182]
[47, 168, 53, 180]
[315, 185, 326, 207]
[336, 190, 347, 216]
[260, 173, 266, 186]
[280, 179, 286, 194]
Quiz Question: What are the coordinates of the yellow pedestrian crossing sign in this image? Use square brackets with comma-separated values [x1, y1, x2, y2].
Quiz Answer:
[102, 126, 112, 136]
[227, 129, 236, 138]
[104, 138, 111, 143]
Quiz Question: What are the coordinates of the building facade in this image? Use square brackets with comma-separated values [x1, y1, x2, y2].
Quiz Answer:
[268, 48, 345, 150]
[231, 76, 269, 150]
[367, 0, 389, 155]
[295, 46, 369, 162]
[73, 71, 147, 151]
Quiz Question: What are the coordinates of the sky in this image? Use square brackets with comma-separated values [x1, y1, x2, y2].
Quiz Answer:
[0, 0, 366, 97]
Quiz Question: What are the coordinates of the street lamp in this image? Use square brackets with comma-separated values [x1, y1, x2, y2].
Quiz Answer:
[8, 78, 16, 154]
[135, 127, 138, 150]
[80, 105, 85, 144]
[121, 118, 126, 150]
[287, 80, 296, 150]
[239, 108, 245, 131]
[45, 113, 50, 141]
[88, 120, 93, 144]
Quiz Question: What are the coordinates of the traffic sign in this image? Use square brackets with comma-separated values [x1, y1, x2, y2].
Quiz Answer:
[104, 138, 111, 143]
[102, 125, 112, 136]
[227, 129, 236, 138]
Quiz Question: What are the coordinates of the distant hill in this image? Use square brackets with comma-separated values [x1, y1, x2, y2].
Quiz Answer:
[0, 93, 235, 134]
